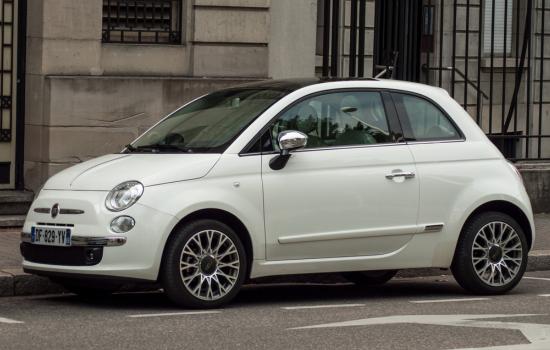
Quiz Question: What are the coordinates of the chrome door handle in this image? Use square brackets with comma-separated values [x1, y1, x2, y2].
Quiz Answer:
[385, 172, 415, 179]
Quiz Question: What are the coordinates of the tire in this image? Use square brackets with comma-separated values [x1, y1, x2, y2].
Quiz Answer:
[161, 219, 247, 309]
[451, 211, 528, 295]
[63, 284, 120, 296]
[340, 270, 398, 286]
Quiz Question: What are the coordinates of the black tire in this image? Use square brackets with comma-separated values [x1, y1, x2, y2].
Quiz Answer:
[63, 284, 120, 296]
[451, 211, 528, 295]
[340, 270, 398, 286]
[160, 219, 247, 309]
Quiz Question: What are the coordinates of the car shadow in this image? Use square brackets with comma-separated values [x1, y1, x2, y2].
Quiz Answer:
[32, 276, 478, 311]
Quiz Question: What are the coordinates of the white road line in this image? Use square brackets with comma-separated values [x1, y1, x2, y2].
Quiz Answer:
[282, 304, 366, 310]
[127, 311, 221, 318]
[0, 317, 24, 324]
[524, 277, 550, 282]
[410, 298, 489, 304]
[539, 294, 550, 297]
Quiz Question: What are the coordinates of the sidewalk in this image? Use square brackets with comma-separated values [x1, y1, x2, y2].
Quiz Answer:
[1, 214, 550, 297]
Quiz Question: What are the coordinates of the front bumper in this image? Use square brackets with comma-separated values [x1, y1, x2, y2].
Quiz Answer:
[21, 232, 127, 246]
[22, 189, 179, 281]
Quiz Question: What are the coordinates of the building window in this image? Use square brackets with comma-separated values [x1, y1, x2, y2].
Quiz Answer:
[484, 0, 513, 56]
[102, 0, 183, 44]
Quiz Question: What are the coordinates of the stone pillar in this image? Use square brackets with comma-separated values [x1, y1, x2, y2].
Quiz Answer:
[268, 0, 318, 79]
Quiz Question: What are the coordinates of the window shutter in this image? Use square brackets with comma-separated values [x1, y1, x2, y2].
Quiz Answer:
[484, 0, 513, 56]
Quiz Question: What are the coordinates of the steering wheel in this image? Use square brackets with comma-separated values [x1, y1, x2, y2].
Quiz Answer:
[162, 133, 185, 145]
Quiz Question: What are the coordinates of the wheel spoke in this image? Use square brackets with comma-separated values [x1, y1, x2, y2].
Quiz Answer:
[218, 246, 237, 260]
[180, 261, 198, 271]
[206, 231, 214, 254]
[217, 269, 237, 285]
[218, 261, 240, 269]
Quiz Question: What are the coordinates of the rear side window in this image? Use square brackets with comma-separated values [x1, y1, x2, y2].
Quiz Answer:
[391, 93, 462, 142]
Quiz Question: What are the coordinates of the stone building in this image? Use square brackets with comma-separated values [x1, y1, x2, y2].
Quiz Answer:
[0, 0, 548, 202]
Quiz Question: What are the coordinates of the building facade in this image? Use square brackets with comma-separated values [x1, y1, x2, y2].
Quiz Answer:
[0, 0, 548, 194]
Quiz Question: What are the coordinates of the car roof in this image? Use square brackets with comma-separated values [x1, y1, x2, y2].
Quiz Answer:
[231, 77, 448, 96]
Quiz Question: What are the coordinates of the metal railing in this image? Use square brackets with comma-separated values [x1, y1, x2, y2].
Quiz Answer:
[320, 0, 547, 160]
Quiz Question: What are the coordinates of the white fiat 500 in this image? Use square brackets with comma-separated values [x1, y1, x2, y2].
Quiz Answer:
[22, 78, 534, 308]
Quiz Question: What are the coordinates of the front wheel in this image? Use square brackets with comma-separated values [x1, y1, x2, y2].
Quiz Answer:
[161, 219, 247, 309]
[340, 270, 398, 286]
[451, 212, 528, 295]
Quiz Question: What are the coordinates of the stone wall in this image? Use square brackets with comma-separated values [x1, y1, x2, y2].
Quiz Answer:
[23, 0, 318, 191]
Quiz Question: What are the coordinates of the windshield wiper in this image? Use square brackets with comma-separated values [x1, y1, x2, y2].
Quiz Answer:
[136, 144, 193, 153]
[124, 144, 138, 153]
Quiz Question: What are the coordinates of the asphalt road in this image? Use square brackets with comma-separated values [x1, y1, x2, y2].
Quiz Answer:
[1, 272, 550, 350]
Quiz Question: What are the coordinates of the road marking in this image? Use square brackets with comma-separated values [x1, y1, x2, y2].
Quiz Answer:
[524, 277, 550, 282]
[410, 298, 489, 304]
[0, 317, 24, 324]
[282, 304, 366, 310]
[289, 314, 550, 349]
[539, 294, 550, 297]
[127, 311, 221, 318]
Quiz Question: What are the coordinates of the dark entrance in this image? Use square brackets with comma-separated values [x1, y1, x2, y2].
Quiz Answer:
[373, 0, 422, 81]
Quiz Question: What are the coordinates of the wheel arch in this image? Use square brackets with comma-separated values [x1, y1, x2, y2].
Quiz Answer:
[159, 208, 254, 279]
[465, 200, 533, 250]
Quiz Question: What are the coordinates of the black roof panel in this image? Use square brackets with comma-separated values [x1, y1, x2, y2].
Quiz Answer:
[231, 77, 379, 92]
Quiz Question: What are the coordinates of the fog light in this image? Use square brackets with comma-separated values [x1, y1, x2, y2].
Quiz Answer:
[110, 216, 135, 233]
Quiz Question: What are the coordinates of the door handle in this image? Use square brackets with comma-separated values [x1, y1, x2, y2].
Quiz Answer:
[385, 172, 415, 179]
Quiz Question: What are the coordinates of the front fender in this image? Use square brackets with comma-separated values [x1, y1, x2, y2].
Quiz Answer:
[138, 154, 265, 260]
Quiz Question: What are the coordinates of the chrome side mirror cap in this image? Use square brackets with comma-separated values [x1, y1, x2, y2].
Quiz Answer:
[278, 130, 308, 155]
[270, 130, 308, 171]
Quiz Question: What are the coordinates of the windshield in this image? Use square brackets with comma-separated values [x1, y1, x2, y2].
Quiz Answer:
[128, 88, 289, 153]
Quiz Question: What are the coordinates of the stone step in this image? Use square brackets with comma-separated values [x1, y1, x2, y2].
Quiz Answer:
[0, 191, 33, 215]
[0, 215, 26, 227]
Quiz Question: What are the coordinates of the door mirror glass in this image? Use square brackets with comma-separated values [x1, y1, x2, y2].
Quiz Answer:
[278, 130, 308, 155]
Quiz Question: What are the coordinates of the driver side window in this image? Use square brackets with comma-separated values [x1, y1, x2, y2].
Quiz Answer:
[270, 91, 391, 150]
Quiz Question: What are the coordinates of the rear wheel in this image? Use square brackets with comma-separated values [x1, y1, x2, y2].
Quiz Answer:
[340, 270, 398, 286]
[451, 211, 528, 295]
[161, 219, 246, 309]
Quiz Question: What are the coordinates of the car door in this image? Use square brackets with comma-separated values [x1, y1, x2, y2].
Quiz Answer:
[259, 90, 420, 261]
[390, 92, 473, 265]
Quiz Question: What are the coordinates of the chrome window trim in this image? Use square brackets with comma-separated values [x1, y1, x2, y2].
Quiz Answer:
[405, 139, 466, 145]
[239, 142, 406, 157]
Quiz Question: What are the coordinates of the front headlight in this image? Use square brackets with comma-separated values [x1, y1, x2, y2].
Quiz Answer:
[105, 181, 144, 212]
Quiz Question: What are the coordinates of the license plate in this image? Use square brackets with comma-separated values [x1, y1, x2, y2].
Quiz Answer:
[31, 227, 71, 246]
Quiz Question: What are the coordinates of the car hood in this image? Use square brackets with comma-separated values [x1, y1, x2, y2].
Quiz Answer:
[44, 153, 221, 191]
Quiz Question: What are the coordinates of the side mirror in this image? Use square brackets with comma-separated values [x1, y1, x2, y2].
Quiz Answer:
[269, 131, 308, 170]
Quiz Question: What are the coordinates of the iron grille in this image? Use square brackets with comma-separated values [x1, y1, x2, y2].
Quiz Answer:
[102, 0, 183, 44]
[321, 0, 550, 160]
[0, 0, 14, 142]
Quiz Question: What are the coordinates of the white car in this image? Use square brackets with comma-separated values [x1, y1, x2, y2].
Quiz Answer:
[22, 78, 534, 308]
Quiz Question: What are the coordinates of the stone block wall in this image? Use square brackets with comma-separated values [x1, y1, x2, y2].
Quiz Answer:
[23, 0, 318, 191]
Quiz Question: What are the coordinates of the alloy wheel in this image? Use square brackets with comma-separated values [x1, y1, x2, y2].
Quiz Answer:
[471, 221, 523, 286]
[179, 229, 240, 300]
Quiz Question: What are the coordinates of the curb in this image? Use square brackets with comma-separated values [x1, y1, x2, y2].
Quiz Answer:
[1, 252, 549, 297]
